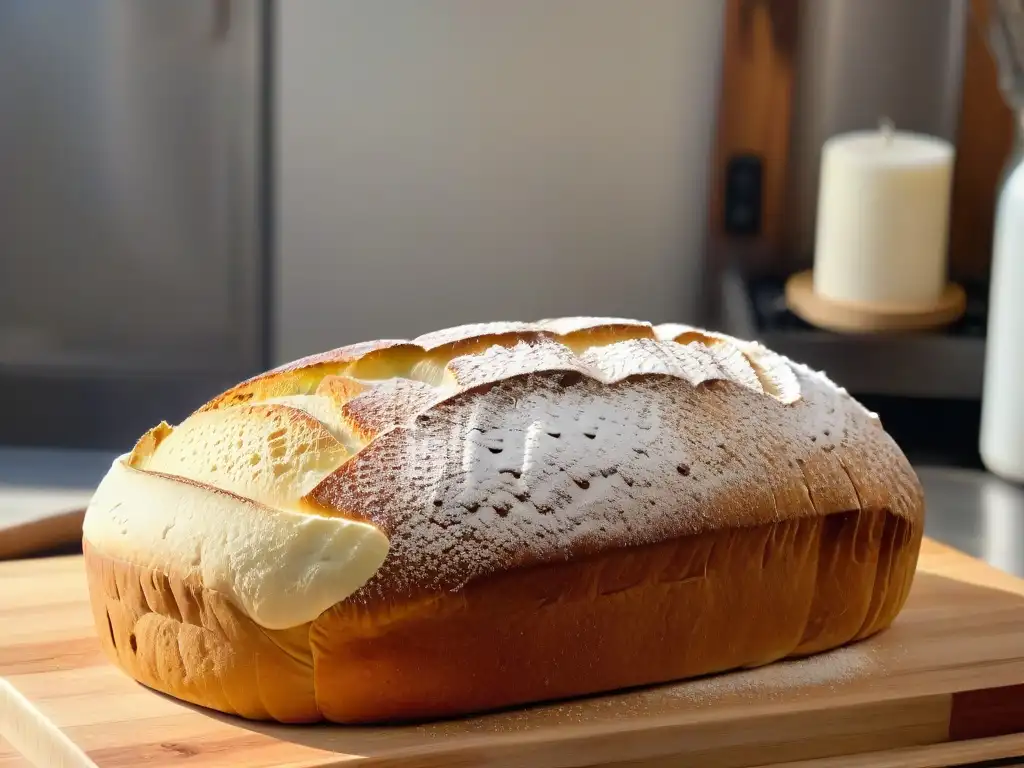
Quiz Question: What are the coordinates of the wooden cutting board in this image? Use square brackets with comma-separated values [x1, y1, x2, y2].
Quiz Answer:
[3, 539, 1024, 768]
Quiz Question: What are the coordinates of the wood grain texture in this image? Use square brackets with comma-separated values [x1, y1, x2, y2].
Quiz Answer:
[3, 539, 1024, 768]
[948, 0, 1015, 281]
[708, 0, 799, 254]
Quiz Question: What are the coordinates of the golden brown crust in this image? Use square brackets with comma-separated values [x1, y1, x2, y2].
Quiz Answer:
[198, 339, 411, 410]
[86, 502, 921, 724]
[82, 317, 927, 723]
[84, 541, 319, 723]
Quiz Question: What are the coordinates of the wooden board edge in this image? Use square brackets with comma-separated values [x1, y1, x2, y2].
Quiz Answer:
[763, 732, 1024, 768]
[357, 694, 952, 768]
[951, 683, 1024, 742]
[0, 679, 95, 768]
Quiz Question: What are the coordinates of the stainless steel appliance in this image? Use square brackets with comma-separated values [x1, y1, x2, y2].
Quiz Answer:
[1, 0, 729, 451]
[0, 1, 267, 448]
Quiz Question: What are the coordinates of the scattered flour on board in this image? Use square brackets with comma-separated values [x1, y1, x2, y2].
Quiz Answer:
[418, 642, 904, 738]
[661, 642, 893, 704]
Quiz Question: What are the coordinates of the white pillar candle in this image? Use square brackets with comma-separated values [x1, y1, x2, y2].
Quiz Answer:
[812, 123, 955, 308]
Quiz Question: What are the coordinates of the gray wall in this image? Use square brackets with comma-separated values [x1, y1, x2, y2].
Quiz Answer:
[274, 0, 725, 363]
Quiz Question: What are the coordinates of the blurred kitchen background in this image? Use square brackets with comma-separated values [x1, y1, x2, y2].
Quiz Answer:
[0, 0, 1018, 473]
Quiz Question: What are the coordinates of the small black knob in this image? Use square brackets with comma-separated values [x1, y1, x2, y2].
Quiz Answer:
[723, 154, 763, 237]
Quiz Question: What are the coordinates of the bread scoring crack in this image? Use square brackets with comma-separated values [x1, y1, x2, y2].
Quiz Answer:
[200, 318, 799, 414]
[130, 319, 805, 519]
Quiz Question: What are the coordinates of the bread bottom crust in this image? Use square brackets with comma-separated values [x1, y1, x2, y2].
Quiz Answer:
[84, 506, 921, 724]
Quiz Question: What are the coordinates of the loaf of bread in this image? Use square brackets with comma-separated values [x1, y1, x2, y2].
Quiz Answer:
[82, 318, 925, 724]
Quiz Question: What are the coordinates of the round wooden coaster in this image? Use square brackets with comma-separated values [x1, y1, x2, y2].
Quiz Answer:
[784, 270, 967, 334]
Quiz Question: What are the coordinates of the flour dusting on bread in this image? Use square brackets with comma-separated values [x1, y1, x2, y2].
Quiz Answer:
[81, 317, 925, 725]
[84, 318, 917, 624]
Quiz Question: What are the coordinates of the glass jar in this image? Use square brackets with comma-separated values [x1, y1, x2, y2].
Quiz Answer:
[980, 111, 1024, 482]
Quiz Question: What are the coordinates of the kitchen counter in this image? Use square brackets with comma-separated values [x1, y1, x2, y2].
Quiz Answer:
[919, 465, 1024, 578]
[0, 447, 116, 527]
